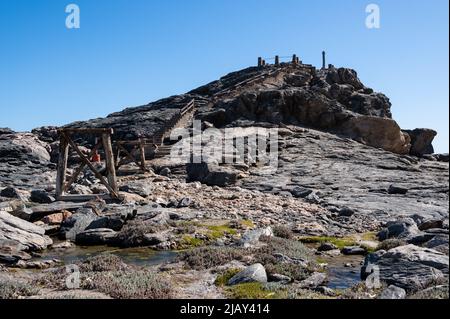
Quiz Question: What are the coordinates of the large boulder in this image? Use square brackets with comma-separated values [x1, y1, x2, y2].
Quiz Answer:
[361, 245, 449, 291]
[340, 116, 411, 154]
[186, 163, 239, 187]
[75, 228, 117, 246]
[228, 263, 268, 285]
[0, 132, 50, 164]
[0, 210, 52, 264]
[60, 208, 99, 241]
[403, 128, 437, 156]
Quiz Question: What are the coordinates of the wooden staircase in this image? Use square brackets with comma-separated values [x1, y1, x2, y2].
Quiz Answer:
[152, 99, 197, 159]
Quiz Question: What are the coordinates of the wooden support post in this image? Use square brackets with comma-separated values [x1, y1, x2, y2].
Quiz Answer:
[55, 135, 69, 199]
[322, 51, 326, 69]
[275, 55, 280, 66]
[102, 133, 118, 196]
[139, 138, 146, 171]
[258, 57, 263, 67]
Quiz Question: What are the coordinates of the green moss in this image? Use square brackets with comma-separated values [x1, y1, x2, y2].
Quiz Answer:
[180, 235, 204, 248]
[361, 232, 378, 241]
[214, 268, 241, 287]
[225, 283, 281, 299]
[206, 224, 237, 239]
[299, 236, 356, 250]
[240, 220, 255, 229]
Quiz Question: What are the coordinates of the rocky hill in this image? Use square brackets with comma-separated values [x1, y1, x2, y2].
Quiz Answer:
[0, 61, 448, 299]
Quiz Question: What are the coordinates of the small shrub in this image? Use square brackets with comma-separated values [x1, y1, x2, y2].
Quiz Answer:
[273, 225, 294, 239]
[0, 280, 39, 299]
[179, 246, 247, 270]
[82, 270, 173, 299]
[376, 239, 407, 251]
[214, 268, 242, 286]
[115, 220, 165, 247]
[299, 236, 356, 250]
[80, 254, 129, 272]
[180, 235, 205, 248]
[225, 283, 278, 299]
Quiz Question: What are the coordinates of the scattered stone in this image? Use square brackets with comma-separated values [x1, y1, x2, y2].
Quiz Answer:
[297, 272, 327, 289]
[41, 210, 73, 225]
[341, 246, 366, 255]
[388, 185, 409, 195]
[187, 163, 239, 187]
[60, 208, 99, 241]
[178, 197, 192, 208]
[240, 227, 274, 248]
[30, 190, 55, 204]
[418, 219, 444, 231]
[268, 273, 292, 284]
[228, 263, 268, 285]
[361, 245, 449, 291]
[379, 285, 407, 299]
[338, 207, 355, 217]
[159, 167, 171, 176]
[318, 242, 338, 252]
[75, 228, 117, 246]
[290, 187, 313, 198]
[0, 187, 25, 200]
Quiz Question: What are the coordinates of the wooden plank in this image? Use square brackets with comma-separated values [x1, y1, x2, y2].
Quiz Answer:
[62, 132, 118, 198]
[102, 133, 119, 195]
[55, 135, 69, 199]
[139, 138, 146, 171]
[63, 141, 102, 193]
[58, 128, 114, 135]
[58, 194, 113, 202]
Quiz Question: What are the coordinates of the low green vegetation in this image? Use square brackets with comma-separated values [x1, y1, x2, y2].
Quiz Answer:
[205, 224, 237, 240]
[214, 268, 242, 286]
[299, 236, 356, 249]
[179, 246, 247, 270]
[225, 283, 282, 299]
[0, 280, 39, 299]
[272, 225, 294, 239]
[180, 235, 205, 248]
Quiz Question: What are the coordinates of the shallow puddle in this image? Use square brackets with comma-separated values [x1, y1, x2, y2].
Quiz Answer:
[37, 245, 178, 267]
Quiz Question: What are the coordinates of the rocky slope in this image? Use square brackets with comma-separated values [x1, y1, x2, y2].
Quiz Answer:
[0, 62, 448, 299]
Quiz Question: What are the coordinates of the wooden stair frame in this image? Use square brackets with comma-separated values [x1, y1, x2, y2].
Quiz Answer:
[55, 128, 119, 202]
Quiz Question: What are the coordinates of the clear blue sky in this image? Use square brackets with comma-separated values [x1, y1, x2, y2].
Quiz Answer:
[0, 0, 448, 152]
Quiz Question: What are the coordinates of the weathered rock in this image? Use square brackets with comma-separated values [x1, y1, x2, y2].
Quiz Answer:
[187, 163, 239, 187]
[268, 273, 292, 284]
[86, 215, 124, 231]
[388, 185, 409, 195]
[41, 210, 73, 225]
[0, 187, 25, 200]
[228, 263, 268, 285]
[0, 211, 52, 264]
[339, 207, 355, 217]
[340, 116, 411, 155]
[240, 227, 273, 247]
[318, 242, 338, 252]
[177, 197, 192, 208]
[75, 228, 117, 246]
[361, 245, 449, 291]
[159, 167, 171, 176]
[119, 182, 152, 198]
[341, 246, 366, 255]
[403, 128, 437, 156]
[8, 201, 34, 221]
[0, 132, 50, 164]
[297, 272, 327, 289]
[419, 219, 444, 231]
[60, 208, 99, 241]
[30, 190, 55, 204]
[379, 285, 407, 299]
[290, 187, 313, 199]
[378, 218, 420, 241]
